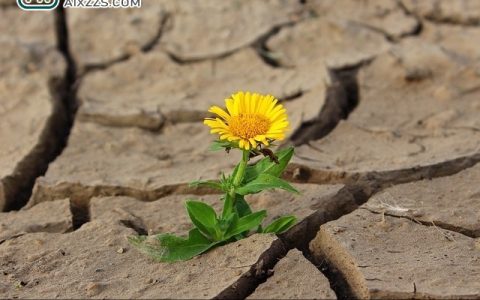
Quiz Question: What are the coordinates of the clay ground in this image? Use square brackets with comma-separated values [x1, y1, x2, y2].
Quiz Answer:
[1, 0, 480, 299]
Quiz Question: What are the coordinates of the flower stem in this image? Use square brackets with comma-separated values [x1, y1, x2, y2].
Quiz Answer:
[233, 150, 249, 187]
[222, 150, 249, 219]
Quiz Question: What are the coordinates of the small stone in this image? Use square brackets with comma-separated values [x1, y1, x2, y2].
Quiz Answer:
[332, 226, 347, 233]
[116, 247, 125, 254]
[292, 167, 303, 180]
[85, 282, 103, 297]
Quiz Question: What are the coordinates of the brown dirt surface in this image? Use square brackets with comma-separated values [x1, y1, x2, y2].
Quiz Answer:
[267, 17, 390, 68]
[402, 0, 480, 25]
[77, 48, 328, 130]
[67, 1, 167, 69]
[0, 217, 281, 299]
[156, 0, 305, 60]
[28, 122, 238, 206]
[311, 209, 480, 299]
[307, 0, 419, 39]
[293, 37, 480, 183]
[0, 199, 72, 243]
[363, 164, 480, 237]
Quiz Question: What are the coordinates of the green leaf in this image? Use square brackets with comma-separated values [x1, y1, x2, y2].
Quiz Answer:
[229, 195, 253, 239]
[244, 147, 294, 183]
[225, 210, 267, 238]
[185, 200, 220, 240]
[209, 140, 236, 151]
[189, 180, 223, 191]
[128, 228, 221, 262]
[236, 173, 299, 196]
[230, 162, 242, 183]
[262, 215, 297, 234]
[234, 195, 252, 218]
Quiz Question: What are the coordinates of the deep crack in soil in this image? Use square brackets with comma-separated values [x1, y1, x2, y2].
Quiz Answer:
[214, 239, 288, 299]
[350, 0, 424, 43]
[303, 249, 356, 299]
[2, 6, 77, 211]
[241, 183, 374, 299]
[252, 21, 297, 68]
[283, 147, 480, 189]
[289, 65, 360, 146]
[30, 180, 224, 231]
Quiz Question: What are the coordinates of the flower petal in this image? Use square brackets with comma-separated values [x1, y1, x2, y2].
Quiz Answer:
[208, 106, 231, 121]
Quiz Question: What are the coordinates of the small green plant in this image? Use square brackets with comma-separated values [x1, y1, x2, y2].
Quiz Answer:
[129, 92, 298, 262]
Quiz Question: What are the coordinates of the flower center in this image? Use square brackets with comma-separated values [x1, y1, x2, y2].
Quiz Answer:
[229, 114, 270, 139]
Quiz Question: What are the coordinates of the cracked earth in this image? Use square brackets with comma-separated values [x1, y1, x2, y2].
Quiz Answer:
[1, 0, 480, 299]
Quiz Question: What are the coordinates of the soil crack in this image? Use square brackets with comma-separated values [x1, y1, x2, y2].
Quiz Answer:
[166, 19, 302, 67]
[361, 207, 479, 238]
[289, 64, 361, 146]
[280, 184, 373, 251]
[252, 21, 297, 68]
[302, 249, 355, 300]
[276, 183, 374, 300]
[285, 151, 480, 188]
[214, 239, 287, 299]
[70, 198, 90, 230]
[29, 181, 223, 211]
[165, 48, 237, 65]
[349, 18, 422, 43]
[3, 6, 77, 211]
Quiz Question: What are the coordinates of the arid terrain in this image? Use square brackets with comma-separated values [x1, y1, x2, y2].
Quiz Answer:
[1, 0, 480, 298]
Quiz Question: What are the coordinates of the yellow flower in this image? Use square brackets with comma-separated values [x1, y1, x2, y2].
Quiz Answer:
[204, 92, 289, 150]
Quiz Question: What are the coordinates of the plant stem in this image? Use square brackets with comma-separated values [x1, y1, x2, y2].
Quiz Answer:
[233, 150, 249, 187]
[222, 150, 249, 219]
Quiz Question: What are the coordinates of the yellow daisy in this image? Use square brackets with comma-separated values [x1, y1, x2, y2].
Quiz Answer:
[204, 91, 289, 150]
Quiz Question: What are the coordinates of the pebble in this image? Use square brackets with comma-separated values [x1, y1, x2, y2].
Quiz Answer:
[85, 282, 103, 297]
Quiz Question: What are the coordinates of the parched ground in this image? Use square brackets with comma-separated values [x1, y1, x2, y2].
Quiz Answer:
[1, 0, 480, 299]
